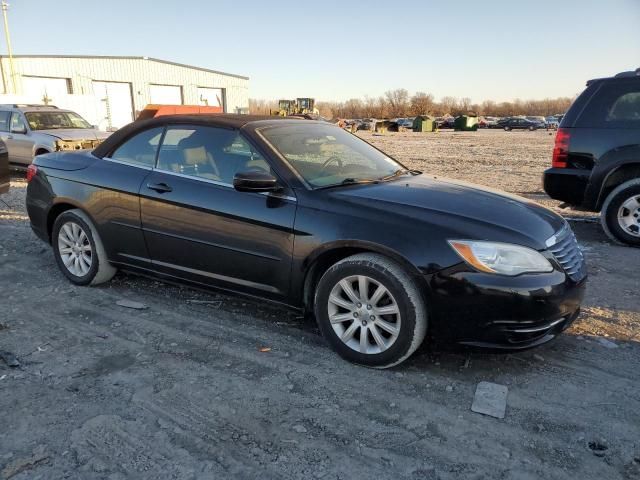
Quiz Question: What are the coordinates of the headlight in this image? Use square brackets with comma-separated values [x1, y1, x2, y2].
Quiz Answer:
[448, 240, 553, 276]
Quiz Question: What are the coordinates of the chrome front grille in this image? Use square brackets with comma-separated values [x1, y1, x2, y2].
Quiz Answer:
[546, 224, 586, 281]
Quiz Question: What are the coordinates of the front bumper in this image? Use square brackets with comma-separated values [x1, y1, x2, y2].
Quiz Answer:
[55, 138, 105, 151]
[427, 267, 587, 350]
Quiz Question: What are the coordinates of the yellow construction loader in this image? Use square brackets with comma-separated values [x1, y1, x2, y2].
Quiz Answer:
[272, 98, 319, 116]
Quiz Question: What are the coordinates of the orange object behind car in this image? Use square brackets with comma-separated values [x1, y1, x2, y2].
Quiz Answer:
[136, 104, 223, 121]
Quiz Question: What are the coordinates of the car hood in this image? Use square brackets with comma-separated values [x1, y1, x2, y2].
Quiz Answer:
[330, 174, 565, 250]
[37, 129, 111, 141]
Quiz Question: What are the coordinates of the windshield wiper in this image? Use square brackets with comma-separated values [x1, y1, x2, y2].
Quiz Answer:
[316, 177, 378, 190]
[378, 168, 422, 182]
[378, 169, 409, 182]
[339, 177, 378, 185]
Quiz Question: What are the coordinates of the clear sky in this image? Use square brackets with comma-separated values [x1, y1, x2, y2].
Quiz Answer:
[3, 0, 639, 102]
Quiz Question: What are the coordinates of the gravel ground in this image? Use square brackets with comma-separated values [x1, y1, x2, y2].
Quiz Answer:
[1, 130, 639, 479]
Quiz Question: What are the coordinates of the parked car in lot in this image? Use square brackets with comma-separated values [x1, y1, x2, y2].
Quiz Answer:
[0, 104, 110, 167]
[357, 118, 377, 131]
[545, 116, 560, 129]
[479, 116, 499, 128]
[26, 115, 586, 367]
[544, 68, 640, 246]
[0, 138, 8, 194]
[396, 118, 414, 129]
[498, 117, 543, 131]
[526, 116, 547, 126]
[437, 117, 456, 129]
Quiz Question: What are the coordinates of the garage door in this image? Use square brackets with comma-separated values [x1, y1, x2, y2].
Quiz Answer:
[22, 76, 70, 103]
[197, 87, 224, 111]
[92, 81, 134, 131]
[149, 84, 183, 105]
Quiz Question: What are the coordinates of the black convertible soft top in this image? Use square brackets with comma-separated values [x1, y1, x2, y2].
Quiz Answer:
[92, 114, 302, 158]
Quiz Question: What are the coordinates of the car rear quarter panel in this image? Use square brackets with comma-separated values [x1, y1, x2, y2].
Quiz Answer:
[568, 130, 640, 209]
[28, 158, 152, 264]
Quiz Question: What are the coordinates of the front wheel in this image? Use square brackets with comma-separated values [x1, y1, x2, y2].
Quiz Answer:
[52, 209, 117, 285]
[314, 253, 427, 368]
[504, 126, 511, 131]
[601, 179, 640, 247]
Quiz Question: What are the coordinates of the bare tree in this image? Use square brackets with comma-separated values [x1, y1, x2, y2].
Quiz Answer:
[384, 89, 409, 117]
[439, 96, 459, 116]
[410, 92, 435, 116]
[459, 97, 472, 113]
[249, 98, 277, 115]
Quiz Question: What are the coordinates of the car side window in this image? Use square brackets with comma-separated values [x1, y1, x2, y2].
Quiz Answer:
[0, 111, 10, 132]
[607, 92, 640, 123]
[109, 127, 163, 168]
[577, 81, 640, 129]
[156, 125, 271, 185]
[10, 113, 27, 133]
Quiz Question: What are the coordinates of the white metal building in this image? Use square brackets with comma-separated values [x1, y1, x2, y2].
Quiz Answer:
[0, 55, 249, 130]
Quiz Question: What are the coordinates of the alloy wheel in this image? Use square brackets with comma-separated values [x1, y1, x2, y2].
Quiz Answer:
[57, 221, 93, 276]
[327, 275, 401, 354]
[617, 194, 640, 237]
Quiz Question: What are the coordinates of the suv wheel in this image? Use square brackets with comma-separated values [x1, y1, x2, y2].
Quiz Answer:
[504, 126, 511, 131]
[601, 179, 640, 247]
[52, 209, 117, 285]
[314, 253, 427, 368]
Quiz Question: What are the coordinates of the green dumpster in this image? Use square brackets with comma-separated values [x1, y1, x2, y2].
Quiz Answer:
[454, 114, 479, 131]
[413, 115, 436, 132]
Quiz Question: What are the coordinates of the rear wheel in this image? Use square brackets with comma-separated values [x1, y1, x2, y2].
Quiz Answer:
[52, 209, 117, 285]
[314, 253, 427, 368]
[504, 126, 511, 131]
[601, 179, 640, 247]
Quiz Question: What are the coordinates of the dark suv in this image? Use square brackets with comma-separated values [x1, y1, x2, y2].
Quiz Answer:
[543, 68, 640, 246]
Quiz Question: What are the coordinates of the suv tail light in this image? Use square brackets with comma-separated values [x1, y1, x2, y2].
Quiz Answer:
[26, 164, 38, 182]
[552, 128, 570, 168]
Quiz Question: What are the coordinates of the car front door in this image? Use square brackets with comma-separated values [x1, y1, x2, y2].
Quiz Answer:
[2, 113, 35, 165]
[139, 124, 296, 300]
[93, 126, 165, 268]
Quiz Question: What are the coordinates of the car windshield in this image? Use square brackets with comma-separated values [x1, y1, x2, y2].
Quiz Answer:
[25, 111, 92, 130]
[260, 123, 405, 188]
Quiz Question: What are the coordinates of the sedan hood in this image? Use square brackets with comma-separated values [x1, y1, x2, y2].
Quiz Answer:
[39, 129, 111, 141]
[330, 174, 565, 250]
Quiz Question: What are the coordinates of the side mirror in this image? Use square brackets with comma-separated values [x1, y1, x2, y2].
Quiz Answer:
[233, 170, 280, 193]
[11, 125, 27, 134]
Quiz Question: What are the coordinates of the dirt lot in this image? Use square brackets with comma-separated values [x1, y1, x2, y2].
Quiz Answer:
[1, 129, 639, 480]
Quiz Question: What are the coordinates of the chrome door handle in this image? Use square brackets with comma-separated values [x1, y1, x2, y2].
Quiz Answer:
[147, 182, 173, 193]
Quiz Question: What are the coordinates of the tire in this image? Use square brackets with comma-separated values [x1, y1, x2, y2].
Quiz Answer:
[314, 253, 427, 368]
[52, 209, 117, 285]
[528, 126, 535, 131]
[504, 126, 511, 131]
[600, 179, 640, 247]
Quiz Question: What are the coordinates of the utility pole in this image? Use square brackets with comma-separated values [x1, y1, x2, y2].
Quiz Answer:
[1, 1, 16, 94]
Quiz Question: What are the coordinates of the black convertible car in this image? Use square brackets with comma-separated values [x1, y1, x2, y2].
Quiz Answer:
[26, 115, 586, 367]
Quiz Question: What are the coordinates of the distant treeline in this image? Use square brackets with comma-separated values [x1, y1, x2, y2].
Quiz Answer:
[249, 89, 575, 119]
